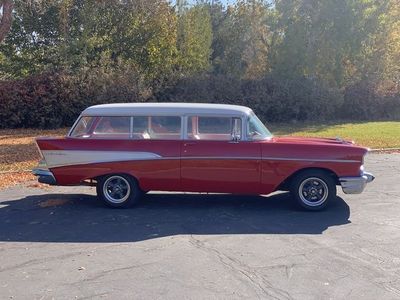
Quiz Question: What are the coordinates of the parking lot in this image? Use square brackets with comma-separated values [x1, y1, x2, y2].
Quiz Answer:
[0, 153, 399, 299]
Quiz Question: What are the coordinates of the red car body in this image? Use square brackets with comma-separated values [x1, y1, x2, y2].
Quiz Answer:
[36, 136, 366, 194]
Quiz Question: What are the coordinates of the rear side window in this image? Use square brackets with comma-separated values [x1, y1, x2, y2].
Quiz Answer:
[93, 117, 130, 135]
[150, 116, 181, 134]
[138, 116, 181, 140]
[70, 116, 96, 137]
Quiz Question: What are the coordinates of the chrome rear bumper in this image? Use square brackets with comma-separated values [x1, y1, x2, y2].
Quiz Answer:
[339, 172, 375, 194]
[32, 168, 57, 185]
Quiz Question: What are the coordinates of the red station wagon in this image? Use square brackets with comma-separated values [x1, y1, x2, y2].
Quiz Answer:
[33, 103, 374, 210]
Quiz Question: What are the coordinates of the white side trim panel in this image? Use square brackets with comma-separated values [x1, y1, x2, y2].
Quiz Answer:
[42, 150, 161, 168]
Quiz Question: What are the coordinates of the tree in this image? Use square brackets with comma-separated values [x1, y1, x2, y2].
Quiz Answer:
[381, 0, 400, 85]
[271, 0, 391, 87]
[213, 0, 273, 79]
[177, 2, 213, 75]
[0, 0, 13, 43]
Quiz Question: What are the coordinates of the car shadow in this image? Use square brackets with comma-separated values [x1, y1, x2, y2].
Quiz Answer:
[0, 192, 350, 243]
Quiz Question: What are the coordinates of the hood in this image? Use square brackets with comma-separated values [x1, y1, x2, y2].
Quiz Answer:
[272, 136, 355, 146]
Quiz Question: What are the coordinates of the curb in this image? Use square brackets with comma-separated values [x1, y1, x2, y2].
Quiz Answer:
[370, 148, 400, 152]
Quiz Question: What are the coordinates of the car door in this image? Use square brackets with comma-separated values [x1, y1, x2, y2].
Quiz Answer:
[127, 115, 182, 192]
[180, 115, 261, 194]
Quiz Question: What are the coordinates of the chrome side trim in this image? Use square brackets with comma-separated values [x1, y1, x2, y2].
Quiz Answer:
[261, 157, 360, 163]
[180, 157, 357, 162]
[180, 157, 358, 163]
[181, 156, 259, 160]
[339, 171, 375, 194]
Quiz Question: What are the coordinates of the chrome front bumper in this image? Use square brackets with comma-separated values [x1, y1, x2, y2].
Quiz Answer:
[339, 172, 375, 194]
[32, 167, 57, 185]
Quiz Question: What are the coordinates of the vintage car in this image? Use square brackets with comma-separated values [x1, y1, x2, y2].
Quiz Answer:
[33, 103, 374, 210]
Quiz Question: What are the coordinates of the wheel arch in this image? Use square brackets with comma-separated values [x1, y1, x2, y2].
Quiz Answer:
[277, 167, 339, 191]
[91, 171, 143, 189]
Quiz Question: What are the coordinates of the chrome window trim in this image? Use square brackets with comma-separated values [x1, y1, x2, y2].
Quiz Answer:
[182, 115, 188, 140]
[129, 116, 134, 139]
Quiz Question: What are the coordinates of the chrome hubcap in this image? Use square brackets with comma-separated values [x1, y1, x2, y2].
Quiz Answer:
[103, 176, 131, 204]
[298, 177, 328, 207]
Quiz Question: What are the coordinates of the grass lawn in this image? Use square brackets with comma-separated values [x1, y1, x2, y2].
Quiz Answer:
[270, 121, 400, 149]
[0, 122, 399, 189]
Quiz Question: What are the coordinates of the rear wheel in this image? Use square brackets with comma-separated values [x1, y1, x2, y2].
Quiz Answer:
[97, 174, 141, 208]
[290, 170, 336, 211]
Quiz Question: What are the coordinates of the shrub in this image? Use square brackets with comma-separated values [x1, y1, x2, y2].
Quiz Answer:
[157, 74, 343, 123]
[0, 65, 150, 128]
[0, 71, 398, 129]
[341, 81, 400, 120]
[0, 72, 63, 128]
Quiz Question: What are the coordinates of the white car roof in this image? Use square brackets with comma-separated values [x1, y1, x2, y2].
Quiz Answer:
[81, 103, 253, 117]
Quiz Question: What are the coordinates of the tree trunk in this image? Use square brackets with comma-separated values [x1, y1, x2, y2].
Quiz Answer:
[0, 0, 13, 43]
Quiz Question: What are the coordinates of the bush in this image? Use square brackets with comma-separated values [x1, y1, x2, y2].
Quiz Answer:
[0, 72, 64, 128]
[0, 65, 150, 128]
[157, 74, 343, 123]
[0, 71, 399, 129]
[341, 81, 400, 120]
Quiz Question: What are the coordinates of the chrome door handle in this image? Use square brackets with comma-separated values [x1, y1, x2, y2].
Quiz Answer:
[184, 142, 196, 146]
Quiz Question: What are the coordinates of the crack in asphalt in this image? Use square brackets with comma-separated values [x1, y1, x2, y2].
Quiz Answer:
[188, 235, 293, 300]
[74, 262, 157, 284]
[0, 243, 134, 272]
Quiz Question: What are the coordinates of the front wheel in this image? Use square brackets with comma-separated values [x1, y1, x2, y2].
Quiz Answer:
[290, 170, 336, 211]
[97, 174, 141, 208]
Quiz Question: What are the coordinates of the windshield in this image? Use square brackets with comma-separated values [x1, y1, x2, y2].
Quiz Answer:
[247, 113, 273, 140]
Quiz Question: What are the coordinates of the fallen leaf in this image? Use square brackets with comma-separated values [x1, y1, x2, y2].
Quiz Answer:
[39, 199, 69, 208]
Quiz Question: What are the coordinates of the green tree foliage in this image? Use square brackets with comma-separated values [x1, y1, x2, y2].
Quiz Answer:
[0, 0, 399, 128]
[271, 0, 391, 87]
[381, 0, 400, 85]
[0, 0, 62, 78]
[59, 0, 179, 81]
[213, 0, 273, 79]
[1, 0, 179, 81]
[177, 2, 213, 74]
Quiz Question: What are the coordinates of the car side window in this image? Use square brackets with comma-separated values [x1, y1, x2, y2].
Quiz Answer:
[70, 116, 96, 137]
[93, 116, 131, 138]
[187, 116, 242, 141]
[246, 114, 273, 140]
[132, 116, 182, 140]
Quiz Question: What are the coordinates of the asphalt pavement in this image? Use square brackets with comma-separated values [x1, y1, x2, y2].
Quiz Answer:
[0, 153, 399, 299]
